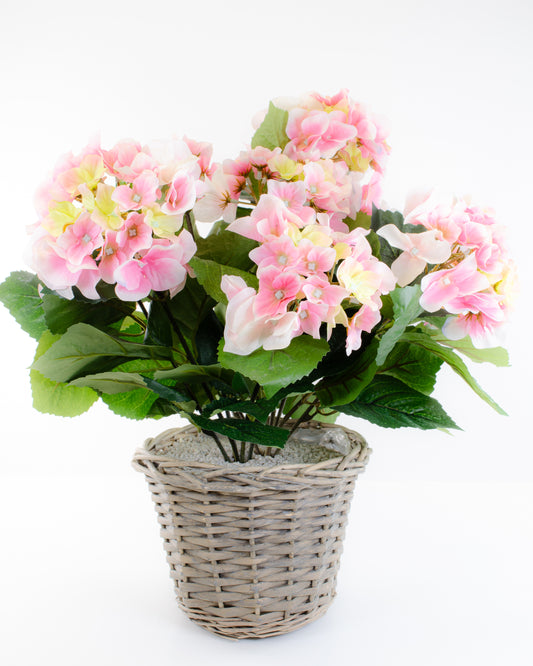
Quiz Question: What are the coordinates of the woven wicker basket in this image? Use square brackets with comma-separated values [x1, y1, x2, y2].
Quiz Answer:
[132, 423, 370, 639]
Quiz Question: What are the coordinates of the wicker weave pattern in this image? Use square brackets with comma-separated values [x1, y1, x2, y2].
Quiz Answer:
[132, 424, 370, 639]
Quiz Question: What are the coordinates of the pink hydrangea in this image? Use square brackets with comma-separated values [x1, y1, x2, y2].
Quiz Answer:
[29, 136, 208, 301]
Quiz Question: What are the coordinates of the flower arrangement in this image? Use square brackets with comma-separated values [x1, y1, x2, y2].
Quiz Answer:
[0, 89, 516, 463]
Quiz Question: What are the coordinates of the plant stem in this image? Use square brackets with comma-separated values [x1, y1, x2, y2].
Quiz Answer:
[274, 398, 287, 426]
[279, 394, 312, 427]
[158, 298, 197, 366]
[137, 300, 149, 319]
[184, 211, 197, 242]
[288, 403, 316, 437]
[240, 440, 246, 462]
[204, 430, 231, 462]
[155, 295, 234, 461]
[247, 442, 254, 461]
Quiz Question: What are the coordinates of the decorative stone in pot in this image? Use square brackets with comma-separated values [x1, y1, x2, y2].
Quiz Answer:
[132, 422, 370, 639]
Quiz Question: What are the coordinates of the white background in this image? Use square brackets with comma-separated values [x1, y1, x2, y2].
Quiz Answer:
[1, 1, 532, 664]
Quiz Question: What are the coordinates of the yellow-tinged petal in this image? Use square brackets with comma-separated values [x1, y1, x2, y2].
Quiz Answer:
[300, 225, 333, 247]
[42, 201, 81, 236]
[267, 154, 303, 180]
[89, 183, 122, 230]
[76, 154, 105, 189]
[337, 142, 370, 172]
[286, 222, 303, 244]
[334, 242, 351, 261]
[79, 184, 96, 212]
[145, 207, 183, 237]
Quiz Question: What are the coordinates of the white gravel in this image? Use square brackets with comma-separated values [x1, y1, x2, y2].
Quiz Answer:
[154, 430, 342, 467]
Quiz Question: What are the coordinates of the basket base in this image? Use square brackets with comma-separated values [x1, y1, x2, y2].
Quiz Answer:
[179, 595, 334, 639]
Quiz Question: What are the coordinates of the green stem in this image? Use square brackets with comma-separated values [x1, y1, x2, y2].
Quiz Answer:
[204, 430, 231, 462]
[288, 403, 316, 437]
[247, 442, 254, 461]
[184, 211, 197, 242]
[280, 394, 312, 427]
[274, 398, 287, 426]
[137, 300, 149, 319]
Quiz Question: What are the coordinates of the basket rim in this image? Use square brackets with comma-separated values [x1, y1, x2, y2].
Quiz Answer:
[132, 422, 370, 480]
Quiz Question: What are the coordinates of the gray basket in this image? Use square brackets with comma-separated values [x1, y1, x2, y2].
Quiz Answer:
[132, 424, 370, 639]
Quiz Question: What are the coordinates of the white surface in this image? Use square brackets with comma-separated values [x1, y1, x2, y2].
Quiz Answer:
[1, 1, 532, 664]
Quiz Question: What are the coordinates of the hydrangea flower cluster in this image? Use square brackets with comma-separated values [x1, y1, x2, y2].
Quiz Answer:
[28, 137, 212, 300]
[378, 191, 517, 348]
[220, 197, 396, 355]
[193, 89, 389, 228]
[194, 90, 394, 355]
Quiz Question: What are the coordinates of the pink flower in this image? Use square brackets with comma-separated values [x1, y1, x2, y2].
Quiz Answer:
[303, 161, 351, 216]
[296, 240, 337, 276]
[55, 214, 103, 266]
[29, 228, 100, 299]
[346, 305, 382, 355]
[98, 232, 130, 284]
[221, 275, 299, 355]
[116, 212, 153, 255]
[183, 136, 214, 178]
[148, 138, 199, 185]
[267, 180, 315, 226]
[228, 194, 303, 242]
[419, 255, 490, 312]
[193, 167, 243, 223]
[295, 300, 328, 339]
[113, 231, 196, 301]
[161, 171, 197, 215]
[249, 235, 300, 272]
[112, 171, 159, 212]
[404, 191, 463, 244]
[337, 239, 396, 307]
[441, 292, 506, 348]
[103, 139, 157, 182]
[377, 224, 451, 287]
[285, 108, 357, 160]
[302, 275, 348, 307]
[254, 267, 302, 317]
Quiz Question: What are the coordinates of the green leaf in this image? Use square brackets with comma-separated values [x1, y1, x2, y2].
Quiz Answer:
[251, 101, 290, 151]
[32, 322, 173, 383]
[371, 207, 404, 266]
[218, 336, 329, 398]
[189, 257, 258, 305]
[0, 271, 47, 340]
[102, 389, 159, 420]
[195, 310, 224, 365]
[141, 377, 192, 404]
[401, 329, 507, 415]
[108, 315, 146, 343]
[69, 372, 150, 394]
[41, 292, 135, 334]
[376, 285, 423, 365]
[419, 320, 510, 367]
[162, 277, 215, 343]
[378, 342, 443, 395]
[197, 221, 258, 270]
[371, 207, 404, 232]
[154, 363, 236, 391]
[189, 414, 291, 449]
[344, 212, 371, 231]
[203, 395, 279, 424]
[315, 340, 378, 407]
[30, 331, 98, 416]
[336, 376, 459, 430]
